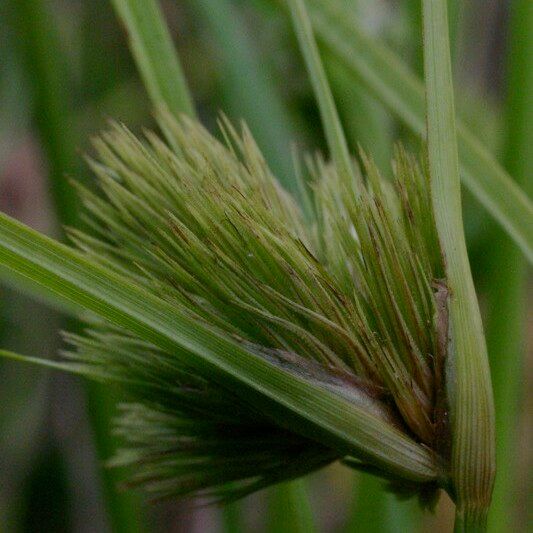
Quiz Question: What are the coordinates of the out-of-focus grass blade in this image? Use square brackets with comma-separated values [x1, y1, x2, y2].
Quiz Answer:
[192, 0, 298, 196]
[348, 473, 419, 533]
[326, 53, 392, 173]
[0, 23, 29, 165]
[267, 479, 316, 533]
[109, 0, 196, 118]
[8, 1, 145, 530]
[405, 0, 460, 74]
[286, 0, 355, 186]
[307, 0, 533, 263]
[0, 210, 439, 484]
[486, 0, 532, 530]
[8, 0, 79, 229]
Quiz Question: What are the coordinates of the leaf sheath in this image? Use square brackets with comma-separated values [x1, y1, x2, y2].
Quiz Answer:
[422, 0, 495, 528]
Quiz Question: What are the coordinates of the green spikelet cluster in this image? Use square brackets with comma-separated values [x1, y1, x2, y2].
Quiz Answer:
[65, 113, 449, 502]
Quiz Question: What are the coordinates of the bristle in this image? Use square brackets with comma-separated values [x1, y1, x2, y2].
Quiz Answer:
[69, 113, 448, 501]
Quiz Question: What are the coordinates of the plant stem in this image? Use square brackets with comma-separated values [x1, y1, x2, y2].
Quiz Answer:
[110, 0, 196, 118]
[486, 0, 532, 530]
[8, 1, 144, 531]
[422, 0, 495, 529]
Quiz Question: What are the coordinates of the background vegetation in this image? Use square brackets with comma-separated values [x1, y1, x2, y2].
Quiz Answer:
[0, 0, 530, 531]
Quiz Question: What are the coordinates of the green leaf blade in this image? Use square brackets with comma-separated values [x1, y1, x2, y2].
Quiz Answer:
[110, 0, 196, 118]
[487, 0, 533, 529]
[0, 210, 438, 484]
[286, 0, 355, 186]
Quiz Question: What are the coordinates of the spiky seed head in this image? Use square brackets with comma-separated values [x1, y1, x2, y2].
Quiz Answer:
[66, 112, 450, 504]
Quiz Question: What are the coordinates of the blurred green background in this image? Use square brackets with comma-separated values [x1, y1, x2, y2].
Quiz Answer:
[0, 0, 530, 531]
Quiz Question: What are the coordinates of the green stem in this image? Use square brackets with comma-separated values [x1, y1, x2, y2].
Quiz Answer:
[422, 0, 495, 529]
[453, 508, 488, 533]
[487, 0, 532, 530]
[110, 0, 196, 118]
[8, 1, 144, 531]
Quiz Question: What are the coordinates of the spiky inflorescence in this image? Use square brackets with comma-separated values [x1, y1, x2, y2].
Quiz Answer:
[66, 113, 448, 503]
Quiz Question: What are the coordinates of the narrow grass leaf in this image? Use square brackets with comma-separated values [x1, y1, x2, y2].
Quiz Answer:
[110, 0, 196, 118]
[8, 0, 78, 228]
[9, 1, 145, 529]
[192, 0, 298, 196]
[191, 1, 315, 521]
[0, 210, 438, 484]
[487, 0, 532, 529]
[286, 0, 355, 186]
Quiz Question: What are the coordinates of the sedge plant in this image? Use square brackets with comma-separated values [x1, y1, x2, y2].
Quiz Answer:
[0, 0, 506, 530]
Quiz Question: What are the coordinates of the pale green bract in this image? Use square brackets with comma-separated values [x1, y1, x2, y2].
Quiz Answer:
[57, 112, 449, 503]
